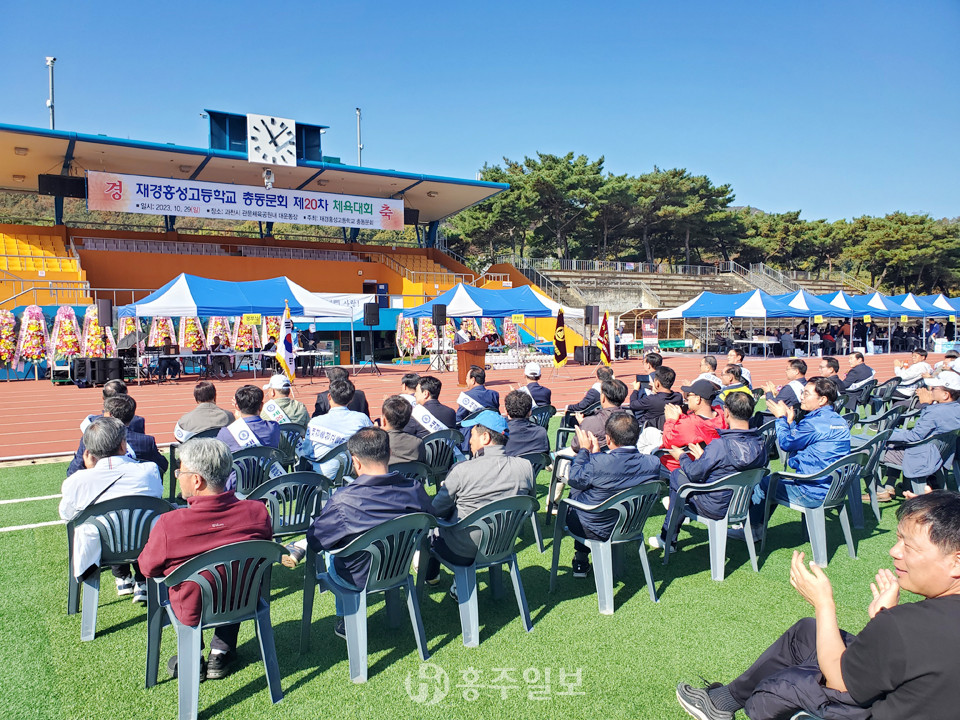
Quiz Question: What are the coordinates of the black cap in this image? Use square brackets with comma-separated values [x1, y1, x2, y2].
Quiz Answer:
[680, 379, 719, 402]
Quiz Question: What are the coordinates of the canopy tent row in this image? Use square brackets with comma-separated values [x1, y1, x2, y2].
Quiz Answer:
[401, 283, 554, 319]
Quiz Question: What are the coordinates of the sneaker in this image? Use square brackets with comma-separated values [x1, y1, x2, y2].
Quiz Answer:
[572, 555, 591, 578]
[284, 542, 305, 565]
[227, 371, 233, 378]
[205, 650, 235, 680]
[132, 582, 147, 605]
[676, 681, 734, 720]
[167, 654, 206, 683]
[333, 617, 346, 640]
[448, 581, 459, 602]
[648, 534, 677, 553]
[424, 574, 440, 587]
[115, 577, 134, 596]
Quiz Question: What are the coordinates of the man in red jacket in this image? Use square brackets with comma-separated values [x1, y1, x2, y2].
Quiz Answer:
[660, 379, 727, 472]
[139, 437, 272, 682]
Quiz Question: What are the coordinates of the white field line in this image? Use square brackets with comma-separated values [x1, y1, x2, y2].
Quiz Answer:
[0, 494, 62, 505]
[0, 520, 64, 533]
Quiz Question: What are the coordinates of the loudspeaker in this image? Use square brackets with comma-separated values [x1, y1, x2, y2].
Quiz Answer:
[585, 305, 600, 325]
[403, 208, 420, 226]
[363, 302, 380, 327]
[574, 346, 601, 365]
[92, 358, 123, 384]
[432, 304, 446, 328]
[37, 174, 87, 199]
[96, 299, 113, 324]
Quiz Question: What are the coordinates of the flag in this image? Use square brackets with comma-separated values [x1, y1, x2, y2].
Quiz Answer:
[276, 300, 296, 382]
[553, 309, 567, 367]
[597, 311, 612, 365]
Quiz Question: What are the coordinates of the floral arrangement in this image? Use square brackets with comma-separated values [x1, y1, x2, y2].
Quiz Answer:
[481, 317, 498, 337]
[503, 317, 520, 346]
[261, 316, 281, 347]
[396, 316, 417, 355]
[148, 317, 176, 347]
[460, 317, 481, 339]
[443, 318, 457, 348]
[118, 316, 142, 342]
[206, 317, 231, 347]
[81, 304, 117, 358]
[0, 310, 18, 364]
[50, 306, 82, 358]
[14, 305, 49, 365]
[417, 318, 437, 353]
[178, 316, 208, 352]
[233, 316, 260, 352]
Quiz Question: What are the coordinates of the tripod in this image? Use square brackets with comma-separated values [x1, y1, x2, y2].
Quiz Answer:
[355, 327, 381, 376]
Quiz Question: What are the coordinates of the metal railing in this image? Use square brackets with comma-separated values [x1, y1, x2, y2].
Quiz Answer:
[495, 255, 718, 276]
[354, 251, 477, 287]
[785, 269, 877, 295]
[749, 263, 801, 293]
[717, 261, 786, 295]
[564, 275, 662, 308]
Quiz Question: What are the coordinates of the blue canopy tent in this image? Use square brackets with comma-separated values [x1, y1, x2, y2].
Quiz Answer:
[919, 294, 960, 314]
[402, 283, 553, 319]
[891, 293, 949, 316]
[774, 289, 843, 318]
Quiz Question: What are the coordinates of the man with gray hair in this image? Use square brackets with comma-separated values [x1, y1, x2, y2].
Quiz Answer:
[59, 416, 163, 605]
[139, 438, 273, 681]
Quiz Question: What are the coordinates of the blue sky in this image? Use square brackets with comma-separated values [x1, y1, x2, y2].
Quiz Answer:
[1, 1, 957, 221]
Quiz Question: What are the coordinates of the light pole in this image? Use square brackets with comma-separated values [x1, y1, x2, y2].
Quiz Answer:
[45, 56, 56, 129]
[356, 107, 363, 167]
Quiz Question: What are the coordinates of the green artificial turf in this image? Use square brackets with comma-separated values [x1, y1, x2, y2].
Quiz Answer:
[0, 422, 909, 720]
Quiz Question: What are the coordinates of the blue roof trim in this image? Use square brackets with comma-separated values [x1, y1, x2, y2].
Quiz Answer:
[202, 109, 329, 130]
[0, 122, 510, 191]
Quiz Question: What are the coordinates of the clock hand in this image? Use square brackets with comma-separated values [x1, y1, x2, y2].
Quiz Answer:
[274, 138, 294, 153]
[260, 119, 279, 145]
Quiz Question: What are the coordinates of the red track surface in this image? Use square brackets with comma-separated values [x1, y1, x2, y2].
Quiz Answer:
[0, 353, 925, 461]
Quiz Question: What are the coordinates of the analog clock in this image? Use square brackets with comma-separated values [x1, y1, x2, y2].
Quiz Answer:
[246, 113, 297, 166]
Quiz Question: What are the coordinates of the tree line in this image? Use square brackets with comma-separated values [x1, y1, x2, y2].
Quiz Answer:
[444, 152, 960, 294]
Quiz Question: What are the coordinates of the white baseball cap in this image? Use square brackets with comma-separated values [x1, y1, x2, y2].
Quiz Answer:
[263, 374, 291, 390]
[524, 362, 541, 377]
[926, 371, 960, 391]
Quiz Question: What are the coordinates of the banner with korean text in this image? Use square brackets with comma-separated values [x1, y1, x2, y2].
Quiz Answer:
[86, 171, 404, 230]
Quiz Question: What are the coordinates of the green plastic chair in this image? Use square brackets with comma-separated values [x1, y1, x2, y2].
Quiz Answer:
[550, 482, 663, 613]
[761, 452, 868, 567]
[315, 441, 353, 487]
[167, 427, 220, 501]
[756, 419, 778, 460]
[422, 429, 463, 490]
[662, 468, 768, 582]
[545, 426, 579, 523]
[847, 429, 892, 528]
[300, 512, 436, 683]
[277, 422, 307, 471]
[418, 495, 538, 647]
[388, 461, 432, 486]
[869, 377, 901, 414]
[145, 540, 286, 720]
[517, 452, 551, 553]
[66, 495, 172, 641]
[232, 446, 285, 497]
[530, 405, 557, 432]
[851, 405, 904, 440]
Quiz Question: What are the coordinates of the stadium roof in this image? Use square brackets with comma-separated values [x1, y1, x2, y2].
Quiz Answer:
[0, 122, 508, 223]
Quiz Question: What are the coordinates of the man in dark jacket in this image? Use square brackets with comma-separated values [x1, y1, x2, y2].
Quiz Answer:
[817, 356, 846, 395]
[521, 362, 552, 407]
[570, 379, 628, 452]
[503, 389, 550, 457]
[382, 395, 425, 465]
[629, 366, 684, 430]
[405, 376, 457, 438]
[762, 359, 808, 410]
[455, 365, 500, 422]
[303, 427, 433, 637]
[80, 378, 146, 435]
[564, 366, 614, 415]
[841, 352, 874, 392]
[67, 394, 168, 477]
[567, 412, 661, 577]
[313, 366, 370, 418]
[651, 391, 766, 551]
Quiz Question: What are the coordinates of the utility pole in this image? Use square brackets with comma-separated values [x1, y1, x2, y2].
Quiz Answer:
[356, 107, 363, 166]
[45, 56, 56, 129]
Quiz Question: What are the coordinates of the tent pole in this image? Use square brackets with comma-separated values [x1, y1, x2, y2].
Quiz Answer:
[706, 316, 709, 355]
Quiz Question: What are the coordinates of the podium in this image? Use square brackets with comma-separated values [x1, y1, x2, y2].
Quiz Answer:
[454, 340, 488, 387]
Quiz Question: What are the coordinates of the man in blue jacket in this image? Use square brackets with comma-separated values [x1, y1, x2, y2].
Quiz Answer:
[455, 365, 500, 422]
[567, 411, 661, 577]
[651, 391, 767, 551]
[503, 390, 550, 457]
[67, 394, 167, 477]
[880, 371, 960, 497]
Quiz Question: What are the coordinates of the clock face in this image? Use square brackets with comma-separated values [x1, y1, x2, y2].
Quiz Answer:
[246, 113, 297, 166]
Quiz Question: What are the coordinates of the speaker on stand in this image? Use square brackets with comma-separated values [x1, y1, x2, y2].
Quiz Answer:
[429, 304, 449, 372]
[355, 303, 382, 376]
[581, 305, 600, 365]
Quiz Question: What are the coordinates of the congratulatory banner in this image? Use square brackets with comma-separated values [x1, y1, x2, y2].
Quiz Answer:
[86, 170, 404, 231]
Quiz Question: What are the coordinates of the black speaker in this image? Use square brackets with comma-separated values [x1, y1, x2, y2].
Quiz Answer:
[363, 302, 380, 327]
[432, 304, 446, 328]
[574, 346, 601, 365]
[585, 306, 600, 325]
[38, 174, 87, 199]
[96, 299, 113, 324]
[403, 208, 420, 226]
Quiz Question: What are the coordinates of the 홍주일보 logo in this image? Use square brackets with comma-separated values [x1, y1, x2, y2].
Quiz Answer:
[404, 663, 450, 705]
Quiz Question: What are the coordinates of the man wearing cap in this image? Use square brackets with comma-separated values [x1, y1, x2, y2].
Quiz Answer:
[455, 365, 500, 422]
[520, 362, 552, 407]
[503, 389, 550, 457]
[260, 374, 310, 426]
[878, 371, 960, 500]
[660, 379, 727, 473]
[425, 410, 534, 595]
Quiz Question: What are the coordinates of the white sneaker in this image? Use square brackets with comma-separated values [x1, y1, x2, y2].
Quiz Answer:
[648, 535, 677, 551]
[227, 371, 233, 378]
[132, 582, 147, 605]
[115, 577, 134, 596]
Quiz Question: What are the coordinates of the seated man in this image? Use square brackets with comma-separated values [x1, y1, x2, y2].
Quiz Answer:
[60, 416, 163, 605]
[677, 492, 960, 720]
[564, 366, 614, 416]
[567, 412, 661, 576]
[570, 379, 628, 453]
[842, 351, 875, 393]
[878, 371, 960, 501]
[260, 374, 310, 426]
[404, 376, 456, 439]
[209, 335, 233, 378]
[520, 362, 552, 407]
[300, 379, 373, 478]
[503, 389, 550, 457]
[716, 364, 752, 407]
[780, 329, 795, 357]
[313, 366, 370, 417]
[289, 428, 434, 637]
[382, 395, 425, 465]
[139, 438, 273, 680]
[893, 348, 934, 402]
[817, 356, 846, 394]
[174, 380, 233, 442]
[633, 352, 664, 395]
[651, 392, 766, 551]
[660, 379, 727, 473]
[80, 379, 146, 435]
[726, 348, 752, 388]
[426, 411, 534, 595]
[216, 385, 281, 490]
[762, 358, 808, 411]
[455, 365, 500, 422]
[261, 335, 277, 372]
[157, 334, 180, 382]
[67, 394, 168, 477]
[399, 372, 420, 405]
[629, 366, 684, 430]
[694, 355, 722, 388]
